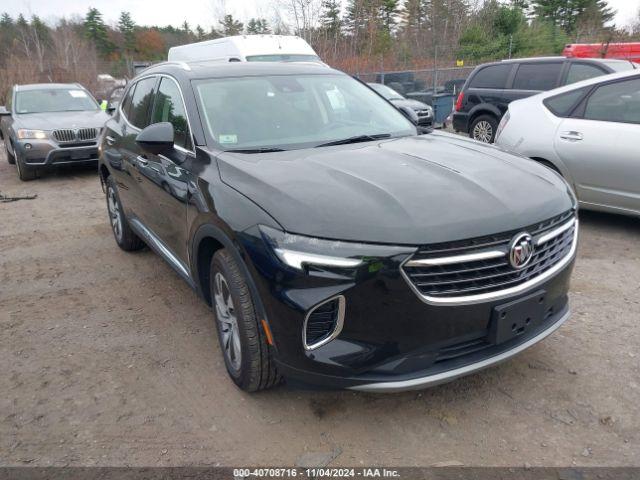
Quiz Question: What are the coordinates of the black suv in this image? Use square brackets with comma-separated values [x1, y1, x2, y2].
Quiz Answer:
[453, 57, 637, 143]
[99, 61, 577, 392]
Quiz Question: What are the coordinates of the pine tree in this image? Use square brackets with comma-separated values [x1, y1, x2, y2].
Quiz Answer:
[219, 15, 243, 36]
[84, 7, 113, 56]
[196, 24, 206, 40]
[530, 0, 614, 35]
[0, 12, 13, 28]
[379, 0, 399, 32]
[118, 11, 136, 53]
[247, 18, 270, 34]
[320, 0, 342, 34]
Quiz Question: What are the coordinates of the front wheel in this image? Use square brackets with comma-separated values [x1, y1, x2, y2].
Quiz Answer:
[470, 115, 498, 143]
[15, 155, 37, 181]
[4, 140, 16, 165]
[105, 176, 145, 251]
[210, 249, 280, 392]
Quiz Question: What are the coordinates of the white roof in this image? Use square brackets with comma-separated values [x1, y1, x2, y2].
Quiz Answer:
[168, 35, 318, 62]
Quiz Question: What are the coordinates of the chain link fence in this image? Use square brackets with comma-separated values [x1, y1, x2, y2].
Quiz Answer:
[356, 66, 476, 97]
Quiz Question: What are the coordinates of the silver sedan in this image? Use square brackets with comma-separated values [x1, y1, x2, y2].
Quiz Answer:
[495, 70, 640, 218]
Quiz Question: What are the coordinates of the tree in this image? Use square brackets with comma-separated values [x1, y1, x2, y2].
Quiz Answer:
[134, 28, 165, 59]
[530, 0, 614, 36]
[320, 0, 341, 34]
[379, 0, 399, 32]
[219, 14, 243, 36]
[84, 7, 113, 56]
[246, 18, 270, 34]
[118, 11, 136, 53]
[196, 24, 206, 40]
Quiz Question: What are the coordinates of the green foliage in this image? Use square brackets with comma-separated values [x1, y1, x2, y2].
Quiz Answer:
[529, 0, 615, 36]
[320, 0, 342, 33]
[118, 11, 136, 53]
[246, 18, 270, 34]
[219, 14, 243, 36]
[84, 7, 114, 56]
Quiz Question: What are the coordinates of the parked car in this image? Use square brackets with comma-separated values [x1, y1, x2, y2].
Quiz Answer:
[0, 83, 109, 181]
[99, 61, 577, 392]
[453, 56, 637, 143]
[495, 70, 640, 218]
[368, 82, 433, 126]
[168, 35, 322, 64]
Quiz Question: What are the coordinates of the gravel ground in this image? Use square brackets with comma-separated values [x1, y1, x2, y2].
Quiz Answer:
[1, 145, 639, 468]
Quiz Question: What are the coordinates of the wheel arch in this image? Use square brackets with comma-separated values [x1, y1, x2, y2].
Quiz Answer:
[468, 104, 501, 127]
[191, 224, 271, 332]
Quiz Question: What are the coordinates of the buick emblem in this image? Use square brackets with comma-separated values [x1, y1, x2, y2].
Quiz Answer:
[509, 233, 534, 269]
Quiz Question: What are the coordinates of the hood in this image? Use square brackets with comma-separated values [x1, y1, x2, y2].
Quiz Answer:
[390, 98, 431, 111]
[216, 132, 575, 245]
[15, 110, 109, 130]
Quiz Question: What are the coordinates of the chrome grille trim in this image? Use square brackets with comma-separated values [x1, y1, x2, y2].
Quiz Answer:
[52, 127, 98, 143]
[401, 215, 578, 306]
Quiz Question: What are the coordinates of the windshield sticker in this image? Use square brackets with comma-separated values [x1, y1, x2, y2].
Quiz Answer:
[219, 134, 238, 144]
[69, 90, 88, 98]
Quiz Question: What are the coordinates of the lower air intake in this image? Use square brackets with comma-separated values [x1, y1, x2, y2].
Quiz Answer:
[303, 296, 345, 350]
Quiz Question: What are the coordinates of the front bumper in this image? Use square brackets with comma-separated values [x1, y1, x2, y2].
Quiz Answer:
[239, 225, 576, 391]
[15, 139, 99, 166]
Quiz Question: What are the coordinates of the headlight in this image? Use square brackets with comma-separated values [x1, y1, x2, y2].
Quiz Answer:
[17, 129, 48, 140]
[259, 225, 415, 272]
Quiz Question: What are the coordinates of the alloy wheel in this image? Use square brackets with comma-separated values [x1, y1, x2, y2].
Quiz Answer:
[213, 272, 242, 373]
[107, 187, 123, 242]
[472, 120, 493, 143]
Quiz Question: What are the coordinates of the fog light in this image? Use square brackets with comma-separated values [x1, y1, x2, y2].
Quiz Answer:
[25, 143, 32, 150]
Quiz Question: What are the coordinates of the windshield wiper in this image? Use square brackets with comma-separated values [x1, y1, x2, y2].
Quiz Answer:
[225, 147, 286, 153]
[315, 134, 391, 148]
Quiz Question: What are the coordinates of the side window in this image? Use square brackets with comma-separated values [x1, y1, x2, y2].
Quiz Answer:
[127, 77, 157, 129]
[120, 84, 135, 118]
[584, 78, 640, 124]
[469, 65, 512, 89]
[565, 63, 605, 85]
[512, 63, 562, 91]
[544, 88, 588, 117]
[151, 78, 193, 150]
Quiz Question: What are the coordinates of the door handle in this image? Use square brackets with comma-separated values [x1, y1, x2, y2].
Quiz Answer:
[559, 131, 583, 142]
[136, 155, 149, 166]
[105, 135, 115, 146]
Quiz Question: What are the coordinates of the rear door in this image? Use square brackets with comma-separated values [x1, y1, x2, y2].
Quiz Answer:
[503, 61, 564, 104]
[135, 76, 194, 265]
[553, 76, 640, 213]
[464, 63, 514, 117]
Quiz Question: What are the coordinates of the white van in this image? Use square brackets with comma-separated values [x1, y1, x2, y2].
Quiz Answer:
[167, 35, 323, 64]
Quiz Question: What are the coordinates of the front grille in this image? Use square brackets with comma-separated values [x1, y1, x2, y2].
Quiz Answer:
[303, 296, 345, 349]
[402, 210, 576, 302]
[52, 128, 98, 143]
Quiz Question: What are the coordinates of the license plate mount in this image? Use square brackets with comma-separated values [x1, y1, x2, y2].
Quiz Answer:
[489, 290, 546, 345]
[71, 150, 91, 160]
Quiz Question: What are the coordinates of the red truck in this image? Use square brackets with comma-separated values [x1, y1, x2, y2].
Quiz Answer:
[563, 42, 640, 63]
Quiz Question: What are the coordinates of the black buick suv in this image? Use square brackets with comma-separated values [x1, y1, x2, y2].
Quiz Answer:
[98, 61, 577, 392]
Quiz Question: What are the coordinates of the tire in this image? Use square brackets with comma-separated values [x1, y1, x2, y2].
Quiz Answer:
[470, 114, 498, 143]
[15, 155, 37, 181]
[105, 175, 145, 251]
[4, 140, 15, 165]
[210, 249, 281, 392]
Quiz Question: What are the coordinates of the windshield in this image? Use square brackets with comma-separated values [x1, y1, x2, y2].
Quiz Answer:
[15, 88, 99, 114]
[194, 74, 415, 151]
[245, 54, 321, 63]
[368, 83, 404, 100]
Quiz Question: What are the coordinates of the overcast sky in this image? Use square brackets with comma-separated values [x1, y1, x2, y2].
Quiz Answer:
[2, 0, 639, 31]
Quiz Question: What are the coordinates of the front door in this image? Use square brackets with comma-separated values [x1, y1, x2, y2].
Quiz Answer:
[554, 76, 640, 213]
[135, 76, 194, 266]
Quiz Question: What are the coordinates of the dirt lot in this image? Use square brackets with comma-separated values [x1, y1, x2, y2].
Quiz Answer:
[1, 146, 639, 468]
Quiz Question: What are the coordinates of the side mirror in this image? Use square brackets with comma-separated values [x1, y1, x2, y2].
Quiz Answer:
[136, 122, 174, 155]
[0, 106, 10, 116]
[398, 105, 419, 126]
[106, 104, 117, 114]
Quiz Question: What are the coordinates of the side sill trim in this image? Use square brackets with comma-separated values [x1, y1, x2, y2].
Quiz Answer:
[129, 218, 194, 288]
[349, 308, 570, 393]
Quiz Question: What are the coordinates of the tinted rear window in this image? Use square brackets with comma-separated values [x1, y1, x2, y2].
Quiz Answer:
[564, 63, 606, 85]
[544, 87, 589, 116]
[512, 63, 562, 91]
[469, 65, 512, 89]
